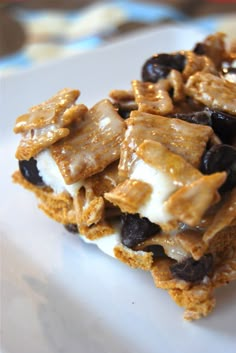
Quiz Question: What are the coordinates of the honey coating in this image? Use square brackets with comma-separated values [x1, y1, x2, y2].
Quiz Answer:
[13, 32, 236, 320]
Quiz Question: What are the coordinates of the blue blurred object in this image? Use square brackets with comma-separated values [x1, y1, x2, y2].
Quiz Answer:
[0, 0, 233, 74]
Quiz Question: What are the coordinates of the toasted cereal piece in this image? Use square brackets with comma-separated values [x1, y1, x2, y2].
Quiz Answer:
[85, 161, 122, 197]
[203, 188, 236, 245]
[81, 196, 105, 227]
[136, 139, 202, 182]
[169, 284, 216, 321]
[132, 80, 174, 115]
[211, 231, 236, 286]
[12, 170, 76, 224]
[185, 72, 236, 115]
[165, 172, 227, 227]
[193, 32, 227, 69]
[109, 89, 137, 119]
[14, 89, 87, 160]
[168, 69, 185, 102]
[175, 230, 205, 261]
[105, 179, 152, 214]
[135, 233, 190, 262]
[109, 89, 134, 102]
[51, 99, 126, 184]
[114, 244, 153, 270]
[14, 89, 80, 133]
[119, 111, 213, 176]
[72, 185, 104, 230]
[116, 141, 224, 229]
[79, 221, 115, 241]
[182, 51, 217, 80]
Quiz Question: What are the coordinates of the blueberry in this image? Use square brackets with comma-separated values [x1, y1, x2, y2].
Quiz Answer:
[201, 144, 236, 192]
[171, 111, 212, 126]
[121, 213, 161, 248]
[64, 224, 78, 234]
[142, 53, 186, 83]
[170, 254, 213, 283]
[19, 158, 45, 186]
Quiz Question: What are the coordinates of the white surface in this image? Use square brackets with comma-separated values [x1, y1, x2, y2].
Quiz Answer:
[1, 24, 236, 353]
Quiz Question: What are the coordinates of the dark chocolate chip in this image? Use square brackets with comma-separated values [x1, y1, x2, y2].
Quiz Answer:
[121, 213, 161, 248]
[64, 224, 79, 234]
[170, 254, 213, 283]
[170, 110, 212, 126]
[208, 109, 236, 144]
[142, 53, 186, 83]
[143, 245, 167, 259]
[193, 42, 207, 56]
[201, 144, 236, 192]
[19, 158, 45, 186]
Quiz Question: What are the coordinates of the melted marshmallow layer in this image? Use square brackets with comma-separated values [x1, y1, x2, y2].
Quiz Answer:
[36, 149, 82, 197]
[130, 159, 177, 224]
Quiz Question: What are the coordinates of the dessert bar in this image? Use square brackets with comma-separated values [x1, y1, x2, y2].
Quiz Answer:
[13, 33, 236, 320]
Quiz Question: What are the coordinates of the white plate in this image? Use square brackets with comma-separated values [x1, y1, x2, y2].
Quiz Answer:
[1, 24, 236, 353]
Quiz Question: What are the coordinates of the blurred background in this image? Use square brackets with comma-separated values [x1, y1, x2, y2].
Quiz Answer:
[0, 0, 236, 74]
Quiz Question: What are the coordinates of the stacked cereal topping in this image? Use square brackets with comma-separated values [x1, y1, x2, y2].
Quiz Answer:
[13, 33, 236, 320]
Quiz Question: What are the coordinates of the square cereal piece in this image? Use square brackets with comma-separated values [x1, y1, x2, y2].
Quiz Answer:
[109, 89, 134, 102]
[119, 111, 213, 176]
[136, 140, 225, 227]
[50, 99, 126, 184]
[182, 51, 216, 80]
[185, 72, 236, 115]
[132, 80, 174, 115]
[114, 244, 153, 270]
[110, 140, 203, 229]
[110, 140, 224, 229]
[211, 232, 236, 287]
[165, 172, 226, 227]
[168, 284, 215, 321]
[14, 88, 87, 160]
[105, 179, 152, 214]
[79, 221, 115, 241]
[136, 139, 202, 183]
[203, 188, 236, 245]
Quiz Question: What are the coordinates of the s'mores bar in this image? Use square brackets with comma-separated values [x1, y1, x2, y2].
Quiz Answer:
[13, 33, 236, 320]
